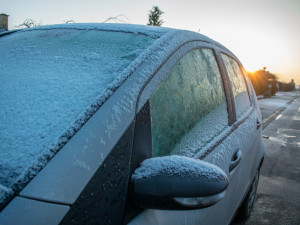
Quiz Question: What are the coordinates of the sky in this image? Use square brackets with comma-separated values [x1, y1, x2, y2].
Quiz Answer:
[1, 0, 300, 85]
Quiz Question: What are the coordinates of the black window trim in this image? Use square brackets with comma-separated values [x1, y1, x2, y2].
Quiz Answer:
[213, 49, 236, 125]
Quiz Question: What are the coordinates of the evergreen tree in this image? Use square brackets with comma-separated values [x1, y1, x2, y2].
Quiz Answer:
[147, 6, 164, 26]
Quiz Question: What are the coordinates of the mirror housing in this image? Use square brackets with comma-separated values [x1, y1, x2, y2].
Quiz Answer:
[130, 155, 228, 210]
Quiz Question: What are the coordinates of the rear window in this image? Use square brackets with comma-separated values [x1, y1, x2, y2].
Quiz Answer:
[0, 29, 157, 192]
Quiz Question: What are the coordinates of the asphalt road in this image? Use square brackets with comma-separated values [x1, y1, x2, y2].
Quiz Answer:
[233, 92, 300, 225]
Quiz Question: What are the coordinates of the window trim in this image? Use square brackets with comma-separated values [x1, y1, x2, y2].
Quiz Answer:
[218, 51, 253, 120]
[213, 49, 236, 125]
[239, 65, 254, 105]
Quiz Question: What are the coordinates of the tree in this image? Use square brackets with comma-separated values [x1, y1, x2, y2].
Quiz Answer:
[247, 68, 278, 97]
[17, 19, 41, 28]
[278, 80, 295, 92]
[147, 6, 164, 26]
[290, 79, 296, 90]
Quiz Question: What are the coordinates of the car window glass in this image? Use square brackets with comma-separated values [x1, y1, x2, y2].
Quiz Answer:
[0, 29, 158, 190]
[150, 48, 228, 157]
[221, 54, 251, 118]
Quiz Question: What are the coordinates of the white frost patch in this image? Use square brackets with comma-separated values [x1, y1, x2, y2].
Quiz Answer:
[267, 127, 300, 147]
[292, 115, 300, 121]
[74, 160, 91, 171]
[132, 155, 227, 182]
[276, 128, 300, 140]
[171, 102, 228, 157]
[100, 153, 104, 161]
[268, 137, 287, 146]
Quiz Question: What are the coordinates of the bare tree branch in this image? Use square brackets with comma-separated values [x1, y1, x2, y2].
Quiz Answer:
[16, 19, 42, 28]
[64, 20, 76, 24]
[102, 15, 131, 23]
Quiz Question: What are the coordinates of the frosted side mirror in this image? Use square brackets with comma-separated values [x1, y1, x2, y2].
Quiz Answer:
[130, 155, 228, 210]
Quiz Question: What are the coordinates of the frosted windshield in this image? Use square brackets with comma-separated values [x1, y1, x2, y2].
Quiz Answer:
[0, 29, 157, 189]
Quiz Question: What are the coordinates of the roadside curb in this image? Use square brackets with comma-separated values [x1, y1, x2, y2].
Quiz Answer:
[262, 95, 300, 129]
[262, 107, 285, 129]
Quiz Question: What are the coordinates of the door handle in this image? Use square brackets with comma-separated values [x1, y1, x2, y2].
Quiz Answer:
[229, 150, 242, 172]
[257, 119, 262, 130]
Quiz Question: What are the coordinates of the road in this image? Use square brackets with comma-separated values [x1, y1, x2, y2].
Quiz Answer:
[259, 91, 299, 128]
[233, 91, 300, 225]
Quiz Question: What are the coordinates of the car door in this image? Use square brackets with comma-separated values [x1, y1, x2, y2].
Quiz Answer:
[127, 42, 245, 225]
[220, 53, 264, 207]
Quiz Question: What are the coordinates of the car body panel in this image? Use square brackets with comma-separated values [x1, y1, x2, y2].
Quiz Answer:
[0, 197, 69, 225]
[19, 63, 139, 205]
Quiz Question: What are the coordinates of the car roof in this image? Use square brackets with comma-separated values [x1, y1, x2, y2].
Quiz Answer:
[3, 23, 232, 52]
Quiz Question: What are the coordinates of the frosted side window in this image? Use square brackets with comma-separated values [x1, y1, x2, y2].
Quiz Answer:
[150, 48, 228, 157]
[221, 54, 250, 118]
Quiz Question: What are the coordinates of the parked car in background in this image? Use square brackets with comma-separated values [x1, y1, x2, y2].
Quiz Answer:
[0, 23, 264, 225]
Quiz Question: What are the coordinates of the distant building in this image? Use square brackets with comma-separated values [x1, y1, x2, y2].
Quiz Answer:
[0, 14, 9, 32]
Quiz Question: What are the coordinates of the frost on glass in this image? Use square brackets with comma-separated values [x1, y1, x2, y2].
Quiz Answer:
[221, 54, 250, 118]
[0, 29, 156, 190]
[150, 48, 228, 157]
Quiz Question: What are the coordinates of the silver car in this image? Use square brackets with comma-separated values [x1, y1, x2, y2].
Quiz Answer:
[0, 23, 264, 225]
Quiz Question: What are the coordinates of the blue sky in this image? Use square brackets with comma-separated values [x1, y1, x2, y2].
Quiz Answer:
[2, 0, 300, 84]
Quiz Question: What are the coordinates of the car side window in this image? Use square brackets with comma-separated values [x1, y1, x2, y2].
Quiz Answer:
[149, 48, 228, 157]
[221, 54, 251, 118]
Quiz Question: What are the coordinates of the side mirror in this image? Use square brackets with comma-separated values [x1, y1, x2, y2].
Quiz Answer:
[130, 155, 228, 210]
